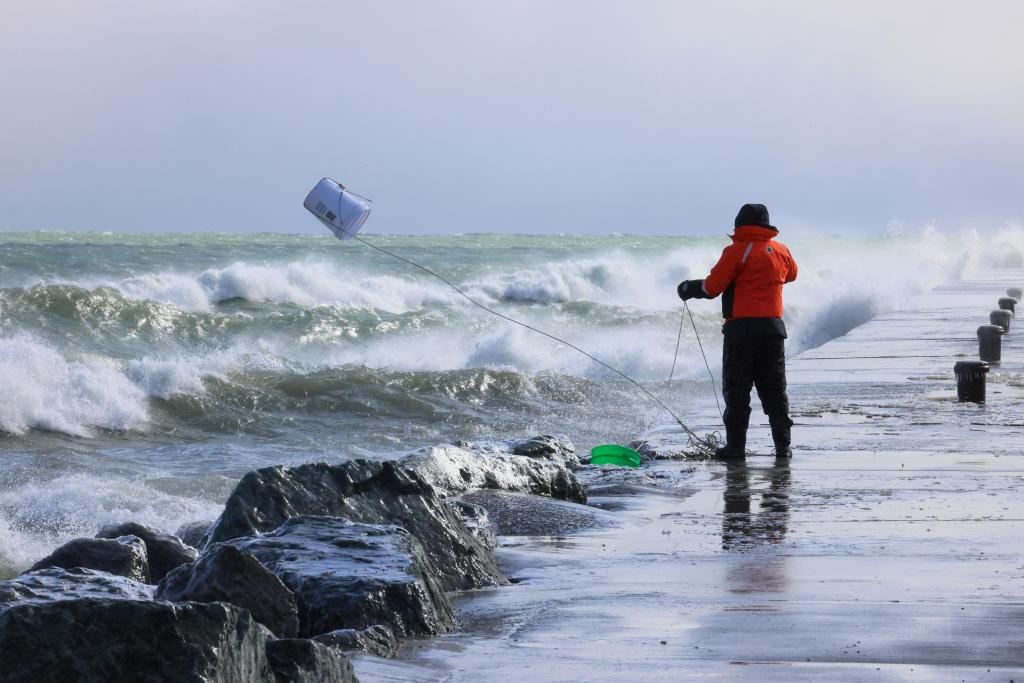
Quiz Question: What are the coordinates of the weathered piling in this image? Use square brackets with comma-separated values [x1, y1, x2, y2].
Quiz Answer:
[998, 297, 1017, 314]
[1008, 287, 1023, 300]
[977, 324, 1004, 363]
[990, 309, 1012, 333]
[954, 360, 989, 403]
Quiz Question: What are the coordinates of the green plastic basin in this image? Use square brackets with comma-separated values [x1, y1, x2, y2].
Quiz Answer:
[589, 444, 642, 468]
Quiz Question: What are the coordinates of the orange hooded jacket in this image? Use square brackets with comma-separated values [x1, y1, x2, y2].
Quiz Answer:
[702, 225, 797, 320]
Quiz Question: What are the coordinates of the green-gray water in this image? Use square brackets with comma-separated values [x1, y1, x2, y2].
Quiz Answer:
[0, 228, 1004, 573]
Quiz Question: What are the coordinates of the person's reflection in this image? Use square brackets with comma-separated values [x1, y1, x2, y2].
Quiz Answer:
[722, 458, 792, 594]
[722, 458, 791, 551]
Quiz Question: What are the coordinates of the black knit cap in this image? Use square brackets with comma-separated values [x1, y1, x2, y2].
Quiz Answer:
[734, 203, 776, 230]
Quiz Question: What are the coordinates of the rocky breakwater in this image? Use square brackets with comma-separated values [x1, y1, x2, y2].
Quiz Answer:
[201, 458, 505, 592]
[0, 565, 354, 683]
[189, 435, 582, 643]
[402, 435, 585, 501]
[0, 435, 583, 681]
[225, 516, 453, 638]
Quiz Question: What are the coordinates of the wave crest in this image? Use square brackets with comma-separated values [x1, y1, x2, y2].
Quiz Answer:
[118, 262, 458, 314]
[0, 335, 148, 436]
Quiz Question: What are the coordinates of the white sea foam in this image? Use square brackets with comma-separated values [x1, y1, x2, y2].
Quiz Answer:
[960, 224, 1024, 273]
[115, 261, 458, 314]
[0, 336, 241, 436]
[125, 355, 221, 400]
[0, 335, 149, 436]
[0, 473, 223, 574]
[116, 272, 213, 313]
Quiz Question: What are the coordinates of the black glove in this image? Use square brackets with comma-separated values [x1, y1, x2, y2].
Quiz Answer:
[677, 279, 709, 301]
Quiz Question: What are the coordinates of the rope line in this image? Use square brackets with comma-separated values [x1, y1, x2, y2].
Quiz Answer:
[668, 308, 685, 385]
[340, 231, 721, 455]
[684, 301, 724, 420]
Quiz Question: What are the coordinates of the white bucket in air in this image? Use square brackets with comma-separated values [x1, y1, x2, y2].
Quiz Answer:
[303, 178, 372, 240]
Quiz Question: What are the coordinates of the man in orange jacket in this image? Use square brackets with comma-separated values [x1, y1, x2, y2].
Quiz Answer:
[677, 204, 798, 459]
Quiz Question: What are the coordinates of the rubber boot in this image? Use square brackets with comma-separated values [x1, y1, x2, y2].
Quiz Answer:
[770, 419, 793, 459]
[715, 430, 746, 460]
[719, 402, 750, 460]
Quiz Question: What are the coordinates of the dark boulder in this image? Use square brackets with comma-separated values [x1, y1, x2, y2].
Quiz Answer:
[28, 535, 150, 583]
[508, 434, 581, 467]
[176, 520, 214, 548]
[314, 625, 399, 658]
[156, 544, 300, 638]
[0, 567, 153, 611]
[228, 515, 453, 638]
[0, 599, 274, 683]
[97, 521, 197, 582]
[204, 460, 504, 591]
[265, 638, 357, 683]
[402, 438, 586, 503]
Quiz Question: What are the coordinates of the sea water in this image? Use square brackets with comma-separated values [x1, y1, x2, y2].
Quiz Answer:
[0, 227, 1018, 574]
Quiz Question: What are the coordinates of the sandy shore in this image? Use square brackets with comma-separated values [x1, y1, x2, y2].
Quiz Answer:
[354, 270, 1024, 682]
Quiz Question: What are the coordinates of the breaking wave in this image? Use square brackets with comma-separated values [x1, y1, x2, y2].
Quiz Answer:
[112, 262, 460, 314]
[1, 225, 1021, 438]
[0, 335, 149, 436]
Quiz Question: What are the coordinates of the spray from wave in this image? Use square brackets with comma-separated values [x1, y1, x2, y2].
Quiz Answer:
[0, 473, 224, 575]
[0, 335, 149, 436]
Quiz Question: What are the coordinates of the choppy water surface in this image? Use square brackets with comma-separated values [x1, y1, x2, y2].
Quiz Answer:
[0, 227, 1016, 572]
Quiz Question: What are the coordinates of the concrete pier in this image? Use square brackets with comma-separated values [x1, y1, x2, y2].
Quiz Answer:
[355, 271, 1024, 682]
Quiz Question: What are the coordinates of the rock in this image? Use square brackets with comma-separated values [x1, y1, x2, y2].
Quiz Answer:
[314, 625, 399, 658]
[177, 520, 215, 548]
[265, 638, 357, 683]
[97, 521, 197, 582]
[459, 490, 621, 536]
[401, 439, 586, 503]
[0, 598, 274, 682]
[452, 500, 497, 549]
[28, 535, 150, 583]
[508, 434, 581, 468]
[228, 515, 453, 638]
[156, 544, 300, 638]
[0, 567, 154, 612]
[204, 459, 504, 591]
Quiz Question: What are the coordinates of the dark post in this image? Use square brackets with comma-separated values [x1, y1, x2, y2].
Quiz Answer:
[998, 297, 1017, 314]
[1008, 287, 1023, 300]
[990, 309, 1012, 333]
[977, 324, 1004, 363]
[954, 360, 989, 403]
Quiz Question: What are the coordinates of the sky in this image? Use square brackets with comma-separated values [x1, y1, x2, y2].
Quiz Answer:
[1, 1, 1023, 235]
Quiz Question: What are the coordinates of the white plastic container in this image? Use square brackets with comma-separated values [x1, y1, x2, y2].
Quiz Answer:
[303, 178, 372, 240]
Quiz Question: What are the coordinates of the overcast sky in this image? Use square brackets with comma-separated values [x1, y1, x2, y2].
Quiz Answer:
[1, 1, 1023, 235]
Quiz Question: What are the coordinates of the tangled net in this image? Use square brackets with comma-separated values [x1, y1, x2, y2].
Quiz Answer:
[679, 424, 723, 459]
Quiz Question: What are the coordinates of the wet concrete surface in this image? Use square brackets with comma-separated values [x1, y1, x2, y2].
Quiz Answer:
[354, 271, 1024, 682]
[457, 490, 623, 536]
